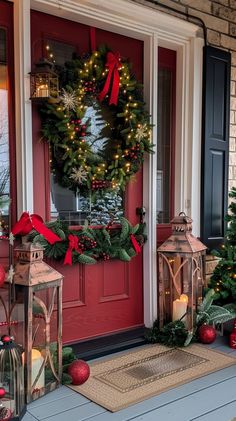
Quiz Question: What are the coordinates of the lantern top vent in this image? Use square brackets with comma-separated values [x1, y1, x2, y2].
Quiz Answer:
[158, 213, 207, 254]
[13, 242, 63, 286]
[14, 242, 44, 263]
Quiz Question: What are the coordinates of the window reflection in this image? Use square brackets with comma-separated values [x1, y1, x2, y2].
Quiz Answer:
[0, 28, 10, 231]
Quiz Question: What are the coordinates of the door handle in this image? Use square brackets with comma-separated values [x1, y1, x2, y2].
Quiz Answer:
[136, 207, 146, 223]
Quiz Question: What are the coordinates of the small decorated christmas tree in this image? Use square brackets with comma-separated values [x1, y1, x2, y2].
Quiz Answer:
[208, 187, 236, 306]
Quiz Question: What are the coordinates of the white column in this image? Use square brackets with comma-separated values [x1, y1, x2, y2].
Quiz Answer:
[143, 34, 158, 327]
[14, 0, 34, 216]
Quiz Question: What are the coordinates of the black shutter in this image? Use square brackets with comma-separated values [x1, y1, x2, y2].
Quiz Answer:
[201, 46, 231, 250]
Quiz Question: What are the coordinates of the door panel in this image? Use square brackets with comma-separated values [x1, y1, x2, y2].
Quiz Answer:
[31, 11, 144, 343]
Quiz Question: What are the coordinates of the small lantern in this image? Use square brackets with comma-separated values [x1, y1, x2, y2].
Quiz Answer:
[0, 335, 26, 420]
[30, 58, 59, 101]
[157, 213, 207, 332]
[11, 243, 63, 403]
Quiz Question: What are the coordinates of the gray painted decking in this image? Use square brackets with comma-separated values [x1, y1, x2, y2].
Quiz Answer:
[23, 336, 236, 421]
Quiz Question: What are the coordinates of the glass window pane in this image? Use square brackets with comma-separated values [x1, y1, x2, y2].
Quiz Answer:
[0, 28, 10, 231]
[157, 68, 172, 224]
[47, 40, 124, 225]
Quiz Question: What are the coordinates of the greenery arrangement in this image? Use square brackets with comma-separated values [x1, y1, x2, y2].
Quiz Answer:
[146, 289, 236, 347]
[28, 217, 146, 264]
[41, 45, 153, 193]
[209, 187, 236, 306]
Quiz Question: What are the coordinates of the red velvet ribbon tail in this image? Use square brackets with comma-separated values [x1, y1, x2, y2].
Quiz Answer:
[109, 68, 120, 105]
[64, 248, 72, 265]
[32, 217, 61, 244]
[98, 69, 113, 103]
[130, 234, 141, 253]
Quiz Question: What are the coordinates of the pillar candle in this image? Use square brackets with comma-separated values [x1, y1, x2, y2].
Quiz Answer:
[172, 294, 188, 323]
[23, 349, 45, 389]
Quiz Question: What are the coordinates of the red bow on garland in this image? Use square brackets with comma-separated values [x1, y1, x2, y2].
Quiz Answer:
[64, 234, 83, 266]
[130, 234, 141, 254]
[11, 212, 61, 245]
[98, 51, 121, 106]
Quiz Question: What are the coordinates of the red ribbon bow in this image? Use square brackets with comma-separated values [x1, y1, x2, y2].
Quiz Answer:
[98, 51, 121, 106]
[11, 212, 61, 244]
[130, 234, 141, 254]
[64, 234, 83, 265]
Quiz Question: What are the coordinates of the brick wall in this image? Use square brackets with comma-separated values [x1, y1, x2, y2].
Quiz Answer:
[132, 0, 236, 192]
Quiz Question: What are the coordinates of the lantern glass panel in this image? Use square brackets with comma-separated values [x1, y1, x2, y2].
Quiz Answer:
[31, 288, 60, 400]
[30, 72, 58, 99]
[159, 252, 204, 331]
[0, 339, 25, 420]
[10, 283, 61, 403]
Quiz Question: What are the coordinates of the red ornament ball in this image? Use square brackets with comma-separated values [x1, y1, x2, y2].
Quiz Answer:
[198, 324, 216, 344]
[0, 387, 5, 398]
[68, 360, 90, 385]
[1, 335, 11, 344]
[0, 265, 5, 288]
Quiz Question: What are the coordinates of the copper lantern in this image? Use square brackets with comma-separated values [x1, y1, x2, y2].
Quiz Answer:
[157, 213, 207, 332]
[30, 58, 59, 101]
[11, 243, 63, 404]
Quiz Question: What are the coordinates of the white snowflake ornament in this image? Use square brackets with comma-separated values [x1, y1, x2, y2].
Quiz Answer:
[70, 167, 87, 184]
[135, 124, 148, 142]
[61, 88, 78, 112]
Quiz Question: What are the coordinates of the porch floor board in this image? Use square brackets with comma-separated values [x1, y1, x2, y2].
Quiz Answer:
[24, 336, 236, 421]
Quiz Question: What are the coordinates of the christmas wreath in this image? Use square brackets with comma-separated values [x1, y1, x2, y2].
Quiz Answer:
[28, 217, 146, 264]
[41, 46, 153, 193]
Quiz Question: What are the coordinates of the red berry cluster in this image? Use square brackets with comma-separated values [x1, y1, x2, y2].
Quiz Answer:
[101, 252, 110, 261]
[91, 180, 111, 190]
[80, 236, 97, 249]
[70, 119, 87, 139]
[0, 320, 18, 327]
[128, 144, 141, 160]
[83, 81, 96, 94]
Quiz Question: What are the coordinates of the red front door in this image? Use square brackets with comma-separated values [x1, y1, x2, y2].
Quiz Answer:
[31, 11, 144, 343]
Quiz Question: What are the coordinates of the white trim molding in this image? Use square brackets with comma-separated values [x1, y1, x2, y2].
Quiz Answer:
[14, 0, 34, 216]
[12, 0, 203, 327]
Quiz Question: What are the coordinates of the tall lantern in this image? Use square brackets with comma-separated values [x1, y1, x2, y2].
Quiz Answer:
[11, 243, 63, 404]
[30, 58, 59, 101]
[157, 213, 207, 332]
[0, 335, 26, 420]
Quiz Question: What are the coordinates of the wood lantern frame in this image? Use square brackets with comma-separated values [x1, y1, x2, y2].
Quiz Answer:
[157, 213, 207, 332]
[12, 243, 63, 404]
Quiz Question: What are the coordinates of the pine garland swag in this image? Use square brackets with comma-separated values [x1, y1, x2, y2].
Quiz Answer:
[41, 45, 153, 193]
[28, 217, 147, 264]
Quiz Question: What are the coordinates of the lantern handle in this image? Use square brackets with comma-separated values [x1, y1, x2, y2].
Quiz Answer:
[179, 212, 187, 216]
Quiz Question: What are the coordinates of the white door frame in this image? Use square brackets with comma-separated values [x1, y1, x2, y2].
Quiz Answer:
[12, 0, 203, 328]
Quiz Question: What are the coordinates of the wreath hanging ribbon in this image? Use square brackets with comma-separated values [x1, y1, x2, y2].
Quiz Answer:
[98, 51, 121, 105]
[64, 234, 83, 265]
[11, 212, 61, 245]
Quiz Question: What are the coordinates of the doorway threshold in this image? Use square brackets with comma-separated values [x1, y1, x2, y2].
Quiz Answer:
[71, 327, 147, 361]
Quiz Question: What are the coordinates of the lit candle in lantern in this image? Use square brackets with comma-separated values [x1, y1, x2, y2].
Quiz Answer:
[37, 84, 49, 98]
[23, 349, 45, 389]
[172, 294, 188, 323]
